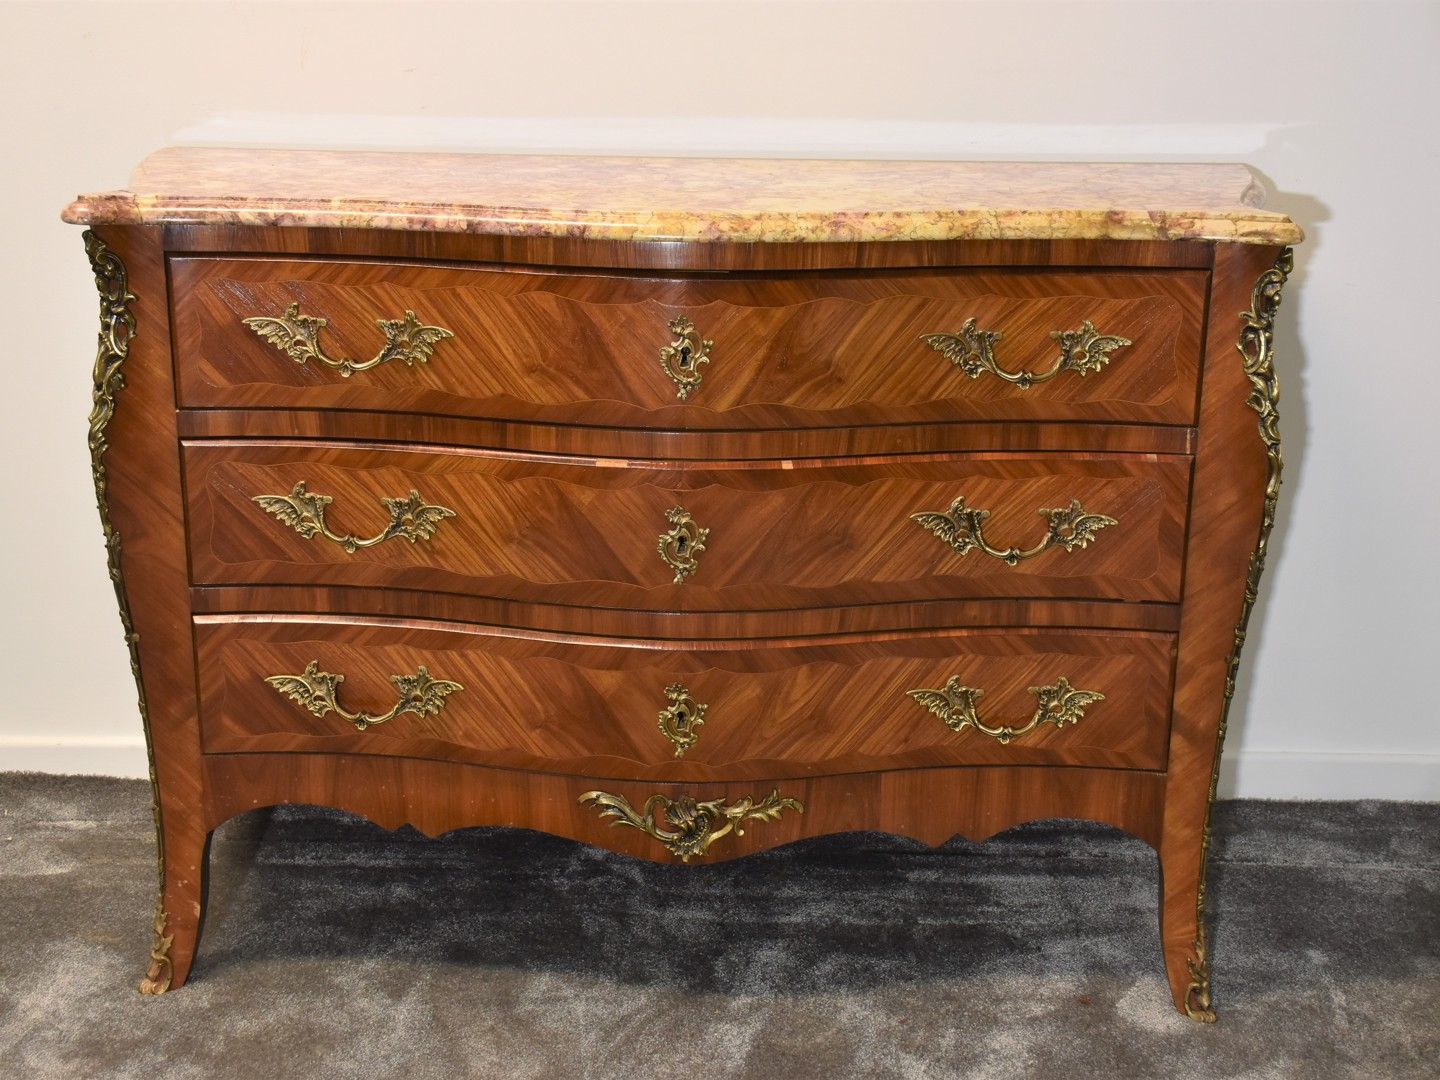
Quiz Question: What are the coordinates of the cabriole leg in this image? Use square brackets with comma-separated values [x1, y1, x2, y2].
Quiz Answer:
[139, 823, 210, 994]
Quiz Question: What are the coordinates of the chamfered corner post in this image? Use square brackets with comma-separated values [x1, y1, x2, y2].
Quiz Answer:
[1158, 242, 1294, 1021]
[83, 225, 211, 992]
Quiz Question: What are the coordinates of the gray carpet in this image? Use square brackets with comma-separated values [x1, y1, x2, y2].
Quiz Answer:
[0, 774, 1435, 1079]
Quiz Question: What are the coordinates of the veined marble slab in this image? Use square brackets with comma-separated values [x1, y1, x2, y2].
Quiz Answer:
[64, 147, 1302, 245]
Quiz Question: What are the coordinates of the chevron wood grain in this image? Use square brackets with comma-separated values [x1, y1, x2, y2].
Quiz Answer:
[170, 257, 1205, 427]
[194, 616, 1176, 776]
[184, 442, 1190, 607]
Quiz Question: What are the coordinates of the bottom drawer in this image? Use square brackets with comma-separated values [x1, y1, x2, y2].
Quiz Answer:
[195, 615, 1176, 779]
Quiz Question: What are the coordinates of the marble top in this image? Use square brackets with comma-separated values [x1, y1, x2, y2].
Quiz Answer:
[63, 148, 1302, 245]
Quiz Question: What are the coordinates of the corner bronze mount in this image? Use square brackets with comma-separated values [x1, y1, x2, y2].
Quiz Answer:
[921, 318, 1132, 388]
[911, 496, 1117, 565]
[579, 789, 802, 861]
[253, 482, 456, 553]
[83, 231, 173, 995]
[907, 676, 1105, 744]
[1185, 246, 1294, 1024]
[243, 303, 454, 377]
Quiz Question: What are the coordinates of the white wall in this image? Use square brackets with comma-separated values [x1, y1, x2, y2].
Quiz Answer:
[2, 0, 1436, 798]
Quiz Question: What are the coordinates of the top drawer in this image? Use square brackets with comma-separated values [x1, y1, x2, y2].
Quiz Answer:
[170, 258, 1206, 428]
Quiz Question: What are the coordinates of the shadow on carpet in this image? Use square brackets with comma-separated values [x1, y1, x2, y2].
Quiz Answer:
[1, 773, 1435, 1079]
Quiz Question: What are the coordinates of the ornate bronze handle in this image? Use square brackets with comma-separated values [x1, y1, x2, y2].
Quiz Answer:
[911, 497, 1116, 566]
[907, 676, 1104, 745]
[579, 789, 802, 861]
[253, 482, 456, 553]
[657, 683, 707, 757]
[921, 318, 1131, 388]
[265, 660, 463, 732]
[658, 316, 712, 400]
[243, 303, 454, 377]
[657, 506, 708, 583]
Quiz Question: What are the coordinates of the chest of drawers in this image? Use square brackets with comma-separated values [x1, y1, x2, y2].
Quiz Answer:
[63, 150, 1300, 1021]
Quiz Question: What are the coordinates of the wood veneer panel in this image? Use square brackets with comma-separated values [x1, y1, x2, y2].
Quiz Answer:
[184, 442, 1191, 607]
[163, 225, 1216, 271]
[1156, 243, 1288, 1018]
[202, 753, 1167, 861]
[195, 615, 1177, 777]
[171, 258, 1205, 427]
[176, 409, 1196, 460]
[189, 585, 1183, 638]
[85, 227, 208, 992]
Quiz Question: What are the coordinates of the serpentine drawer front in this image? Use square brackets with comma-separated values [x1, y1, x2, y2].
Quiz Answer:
[64, 150, 1300, 1021]
[170, 257, 1207, 427]
[183, 441, 1191, 606]
[194, 616, 1176, 775]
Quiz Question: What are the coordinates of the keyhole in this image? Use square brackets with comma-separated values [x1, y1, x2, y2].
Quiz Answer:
[676, 708, 688, 727]
[675, 535, 688, 554]
[678, 344, 691, 369]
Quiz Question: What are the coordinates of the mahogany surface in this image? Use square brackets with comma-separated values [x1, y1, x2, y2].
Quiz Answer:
[188, 586, 1184, 639]
[202, 753, 1169, 857]
[184, 441, 1190, 607]
[70, 161, 1295, 1021]
[176, 408, 1196, 460]
[159, 226, 1220, 270]
[171, 257, 1205, 427]
[195, 615, 1177, 776]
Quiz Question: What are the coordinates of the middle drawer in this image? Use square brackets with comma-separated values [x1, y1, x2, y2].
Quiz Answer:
[183, 442, 1191, 607]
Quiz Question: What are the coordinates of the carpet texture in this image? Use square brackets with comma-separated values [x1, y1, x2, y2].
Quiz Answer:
[0, 773, 1435, 1079]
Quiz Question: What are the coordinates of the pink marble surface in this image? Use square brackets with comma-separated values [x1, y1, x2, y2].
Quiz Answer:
[63, 148, 1302, 245]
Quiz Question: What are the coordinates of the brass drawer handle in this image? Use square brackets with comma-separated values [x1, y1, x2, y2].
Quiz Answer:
[253, 482, 456, 553]
[265, 660, 463, 732]
[911, 496, 1116, 565]
[908, 676, 1104, 744]
[657, 505, 708, 583]
[657, 683, 707, 757]
[243, 303, 454, 377]
[658, 316, 712, 400]
[579, 789, 802, 862]
[921, 318, 1132, 388]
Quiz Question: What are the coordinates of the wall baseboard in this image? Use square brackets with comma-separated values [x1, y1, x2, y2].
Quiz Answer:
[1219, 750, 1440, 801]
[3, 739, 1435, 801]
[3, 737, 153, 780]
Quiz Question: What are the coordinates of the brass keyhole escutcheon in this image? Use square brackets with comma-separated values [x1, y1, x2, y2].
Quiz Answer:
[658, 316, 713, 400]
[657, 682, 707, 756]
[657, 506, 708, 584]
